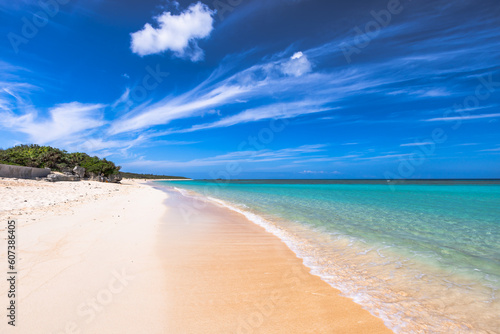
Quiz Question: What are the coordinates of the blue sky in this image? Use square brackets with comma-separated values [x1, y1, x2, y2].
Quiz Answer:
[0, 0, 499, 179]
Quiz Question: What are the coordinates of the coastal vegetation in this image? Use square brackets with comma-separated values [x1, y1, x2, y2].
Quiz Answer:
[0, 144, 188, 179]
[118, 172, 189, 180]
[0, 144, 121, 177]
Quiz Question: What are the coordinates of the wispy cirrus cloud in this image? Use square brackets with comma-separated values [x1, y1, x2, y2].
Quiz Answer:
[300, 170, 341, 174]
[400, 142, 434, 147]
[387, 88, 450, 98]
[112, 43, 468, 139]
[122, 144, 328, 169]
[0, 102, 105, 145]
[108, 84, 249, 135]
[107, 50, 324, 135]
[111, 4, 500, 141]
[355, 153, 413, 161]
[293, 155, 361, 163]
[479, 146, 500, 152]
[168, 100, 335, 134]
[424, 113, 500, 122]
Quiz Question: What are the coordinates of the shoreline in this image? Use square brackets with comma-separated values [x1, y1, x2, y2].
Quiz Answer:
[156, 186, 393, 333]
[161, 182, 500, 333]
[0, 178, 392, 333]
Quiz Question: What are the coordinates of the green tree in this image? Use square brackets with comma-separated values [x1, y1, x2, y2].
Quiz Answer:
[0, 144, 121, 177]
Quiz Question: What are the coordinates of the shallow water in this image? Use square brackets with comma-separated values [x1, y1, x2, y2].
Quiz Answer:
[156, 180, 500, 333]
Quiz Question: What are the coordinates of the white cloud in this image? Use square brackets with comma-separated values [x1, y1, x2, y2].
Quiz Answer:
[293, 155, 360, 163]
[76, 25, 500, 143]
[400, 142, 434, 147]
[130, 2, 215, 61]
[418, 88, 449, 97]
[108, 84, 248, 135]
[479, 146, 500, 152]
[423, 113, 500, 122]
[299, 170, 341, 174]
[122, 144, 328, 169]
[387, 88, 450, 98]
[111, 88, 131, 108]
[356, 153, 412, 160]
[281, 51, 312, 77]
[78, 136, 146, 155]
[173, 100, 334, 134]
[108, 52, 331, 135]
[0, 102, 105, 144]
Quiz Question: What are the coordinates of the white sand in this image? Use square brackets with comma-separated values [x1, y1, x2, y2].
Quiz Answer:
[0, 178, 392, 333]
[0, 178, 169, 333]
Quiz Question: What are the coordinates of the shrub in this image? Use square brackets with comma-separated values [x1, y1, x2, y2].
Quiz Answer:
[0, 144, 121, 176]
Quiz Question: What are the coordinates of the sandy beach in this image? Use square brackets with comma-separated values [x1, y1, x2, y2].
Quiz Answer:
[0, 178, 392, 333]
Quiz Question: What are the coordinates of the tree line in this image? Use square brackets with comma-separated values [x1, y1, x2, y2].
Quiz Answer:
[119, 172, 189, 180]
[0, 144, 120, 177]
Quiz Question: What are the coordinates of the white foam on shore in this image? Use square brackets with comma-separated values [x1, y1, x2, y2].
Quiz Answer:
[205, 196, 410, 331]
[166, 187, 403, 331]
[165, 186, 499, 334]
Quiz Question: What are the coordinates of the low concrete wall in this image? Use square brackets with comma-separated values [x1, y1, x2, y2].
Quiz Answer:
[0, 164, 51, 179]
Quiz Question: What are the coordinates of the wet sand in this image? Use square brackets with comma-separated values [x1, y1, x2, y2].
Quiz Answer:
[159, 189, 393, 333]
[0, 178, 393, 333]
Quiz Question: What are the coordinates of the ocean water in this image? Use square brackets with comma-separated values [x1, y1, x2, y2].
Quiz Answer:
[156, 180, 500, 333]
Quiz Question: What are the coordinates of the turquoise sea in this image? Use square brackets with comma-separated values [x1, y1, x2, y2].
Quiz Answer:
[156, 180, 500, 333]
